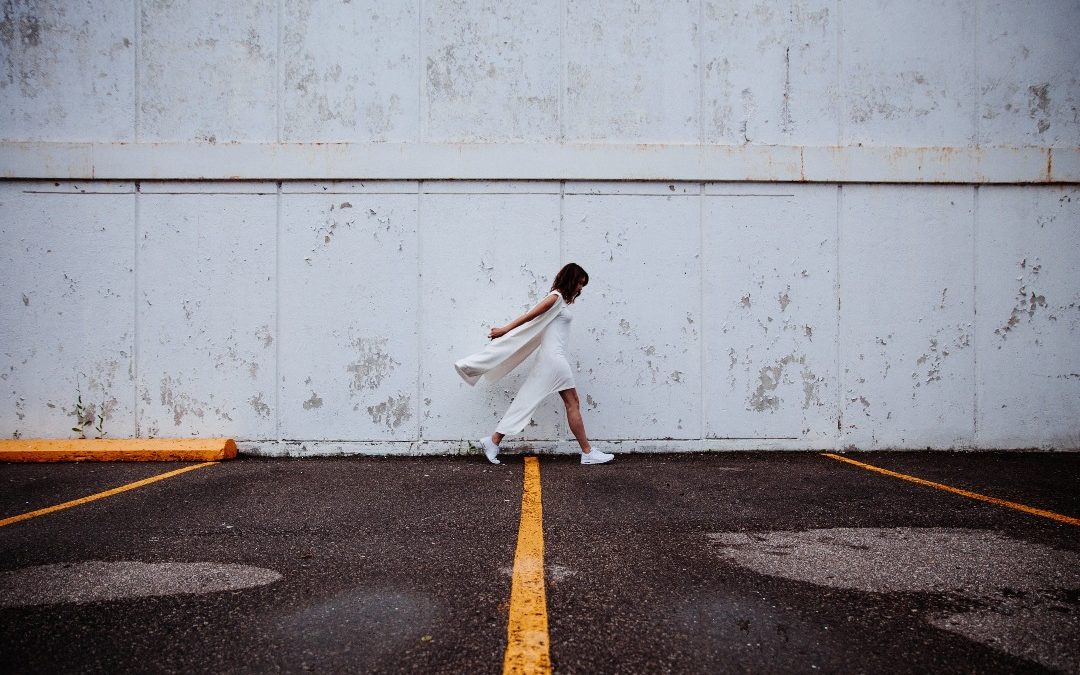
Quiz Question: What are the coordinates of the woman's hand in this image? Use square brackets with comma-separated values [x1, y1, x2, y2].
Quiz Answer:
[489, 325, 508, 340]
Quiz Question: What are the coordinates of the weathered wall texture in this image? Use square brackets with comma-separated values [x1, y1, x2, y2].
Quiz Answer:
[1, 0, 1078, 454]
[3, 0, 1078, 147]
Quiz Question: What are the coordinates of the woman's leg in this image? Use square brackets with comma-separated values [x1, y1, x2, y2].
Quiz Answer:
[558, 388, 592, 453]
[492, 371, 549, 446]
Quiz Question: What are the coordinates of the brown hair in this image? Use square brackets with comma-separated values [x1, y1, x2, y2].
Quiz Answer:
[550, 263, 589, 304]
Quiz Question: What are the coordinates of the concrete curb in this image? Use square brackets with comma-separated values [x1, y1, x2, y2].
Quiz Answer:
[0, 438, 237, 462]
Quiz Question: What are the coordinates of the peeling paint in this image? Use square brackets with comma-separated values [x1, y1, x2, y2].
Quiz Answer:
[995, 258, 1052, 339]
[367, 393, 412, 429]
[603, 227, 629, 261]
[211, 331, 259, 378]
[778, 286, 791, 312]
[749, 353, 822, 413]
[160, 374, 207, 426]
[1027, 83, 1051, 134]
[905, 323, 973, 399]
[249, 392, 271, 417]
[346, 335, 400, 393]
[256, 324, 273, 348]
[751, 365, 783, 411]
[315, 209, 354, 246]
[478, 255, 496, 285]
[181, 299, 199, 323]
[848, 69, 941, 125]
[518, 262, 543, 305]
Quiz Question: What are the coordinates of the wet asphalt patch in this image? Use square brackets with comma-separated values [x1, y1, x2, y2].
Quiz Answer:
[0, 451, 1077, 673]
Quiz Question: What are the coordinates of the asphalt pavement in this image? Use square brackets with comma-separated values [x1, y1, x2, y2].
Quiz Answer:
[1, 451, 1077, 673]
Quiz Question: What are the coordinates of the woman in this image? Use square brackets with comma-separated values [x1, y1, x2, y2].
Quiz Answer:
[454, 262, 614, 466]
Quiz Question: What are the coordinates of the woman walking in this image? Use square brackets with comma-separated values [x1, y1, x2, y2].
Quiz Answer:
[454, 262, 614, 466]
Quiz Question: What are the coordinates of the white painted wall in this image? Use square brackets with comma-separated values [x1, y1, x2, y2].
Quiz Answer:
[1, 1, 1077, 453]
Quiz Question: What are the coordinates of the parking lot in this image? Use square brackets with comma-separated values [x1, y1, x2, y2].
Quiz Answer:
[1, 451, 1078, 673]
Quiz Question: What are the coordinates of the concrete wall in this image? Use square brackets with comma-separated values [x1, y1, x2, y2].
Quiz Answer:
[1, 0, 1078, 454]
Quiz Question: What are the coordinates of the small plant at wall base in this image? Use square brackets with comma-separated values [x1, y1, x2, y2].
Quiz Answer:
[71, 375, 107, 439]
[71, 393, 107, 439]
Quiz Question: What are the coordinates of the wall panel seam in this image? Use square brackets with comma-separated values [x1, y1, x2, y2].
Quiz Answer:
[134, 0, 140, 142]
[972, 184, 979, 448]
[836, 183, 843, 450]
[698, 0, 704, 146]
[973, 0, 980, 147]
[276, 0, 282, 144]
[418, 0, 424, 144]
[133, 183, 140, 436]
[275, 181, 282, 444]
[559, 180, 565, 442]
[836, 0, 843, 146]
[559, 0, 566, 142]
[417, 180, 423, 441]
[699, 182, 705, 440]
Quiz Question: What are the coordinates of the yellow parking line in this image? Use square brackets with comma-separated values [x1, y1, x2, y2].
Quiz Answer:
[503, 456, 552, 675]
[0, 462, 218, 528]
[821, 452, 1080, 527]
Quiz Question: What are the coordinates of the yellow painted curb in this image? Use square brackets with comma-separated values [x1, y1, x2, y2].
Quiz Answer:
[0, 438, 237, 462]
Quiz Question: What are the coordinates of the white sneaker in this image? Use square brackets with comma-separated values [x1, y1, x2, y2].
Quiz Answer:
[478, 436, 501, 464]
[580, 448, 614, 465]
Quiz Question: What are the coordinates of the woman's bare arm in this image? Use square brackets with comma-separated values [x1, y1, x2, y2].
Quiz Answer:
[489, 293, 558, 339]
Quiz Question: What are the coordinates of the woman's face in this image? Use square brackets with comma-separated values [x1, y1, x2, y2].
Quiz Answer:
[572, 279, 586, 302]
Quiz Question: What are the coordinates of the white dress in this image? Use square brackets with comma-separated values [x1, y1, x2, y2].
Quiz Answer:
[494, 289, 576, 435]
[451, 285, 578, 434]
